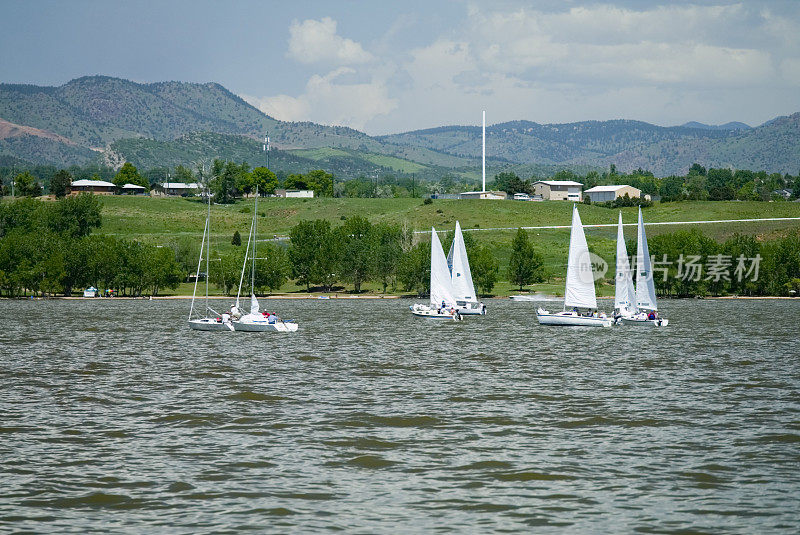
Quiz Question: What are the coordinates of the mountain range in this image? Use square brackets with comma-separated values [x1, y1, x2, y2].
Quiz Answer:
[0, 75, 798, 178]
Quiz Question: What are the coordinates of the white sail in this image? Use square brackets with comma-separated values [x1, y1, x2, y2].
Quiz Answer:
[250, 294, 260, 315]
[564, 205, 597, 310]
[430, 228, 457, 307]
[635, 206, 658, 311]
[450, 221, 477, 302]
[614, 212, 636, 313]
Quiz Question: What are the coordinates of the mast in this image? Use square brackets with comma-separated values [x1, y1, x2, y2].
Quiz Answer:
[251, 185, 258, 294]
[482, 110, 486, 192]
[205, 178, 211, 312]
[188, 215, 208, 320]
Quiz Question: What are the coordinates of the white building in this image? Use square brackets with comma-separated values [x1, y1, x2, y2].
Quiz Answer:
[513, 192, 531, 201]
[121, 183, 147, 195]
[584, 185, 641, 203]
[460, 190, 507, 200]
[161, 182, 200, 196]
[531, 181, 583, 201]
[70, 179, 116, 195]
[275, 189, 314, 198]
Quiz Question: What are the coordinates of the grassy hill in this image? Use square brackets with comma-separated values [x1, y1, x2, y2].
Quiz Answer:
[94, 196, 800, 296]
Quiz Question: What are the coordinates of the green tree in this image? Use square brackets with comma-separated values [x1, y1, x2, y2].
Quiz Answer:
[289, 219, 341, 291]
[284, 173, 308, 190]
[14, 172, 42, 197]
[251, 167, 278, 195]
[507, 228, 544, 290]
[210, 251, 243, 296]
[49, 193, 102, 238]
[255, 243, 290, 293]
[173, 165, 195, 183]
[659, 175, 684, 201]
[144, 245, 182, 296]
[50, 169, 72, 198]
[113, 162, 148, 189]
[397, 241, 430, 297]
[232, 230, 242, 246]
[306, 169, 334, 197]
[210, 160, 245, 203]
[339, 216, 374, 293]
[470, 244, 499, 296]
[374, 222, 402, 292]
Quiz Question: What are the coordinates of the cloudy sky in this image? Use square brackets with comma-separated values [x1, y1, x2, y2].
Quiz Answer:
[2, 0, 799, 134]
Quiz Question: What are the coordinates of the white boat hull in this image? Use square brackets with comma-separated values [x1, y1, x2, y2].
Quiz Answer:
[456, 302, 486, 315]
[536, 308, 612, 327]
[188, 318, 234, 331]
[409, 305, 463, 320]
[232, 314, 299, 332]
[619, 315, 669, 327]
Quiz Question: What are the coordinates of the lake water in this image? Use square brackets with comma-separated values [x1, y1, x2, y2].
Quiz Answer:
[1, 298, 798, 533]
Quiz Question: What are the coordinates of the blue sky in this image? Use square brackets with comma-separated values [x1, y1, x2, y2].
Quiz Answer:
[1, 0, 799, 134]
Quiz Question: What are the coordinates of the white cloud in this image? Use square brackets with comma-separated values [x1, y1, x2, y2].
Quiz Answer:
[288, 17, 373, 65]
[244, 68, 397, 131]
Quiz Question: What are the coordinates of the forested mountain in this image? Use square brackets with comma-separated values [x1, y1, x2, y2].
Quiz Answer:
[0, 75, 797, 177]
[381, 117, 800, 175]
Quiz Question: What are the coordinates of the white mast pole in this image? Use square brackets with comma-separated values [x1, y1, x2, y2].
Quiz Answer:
[482, 110, 486, 192]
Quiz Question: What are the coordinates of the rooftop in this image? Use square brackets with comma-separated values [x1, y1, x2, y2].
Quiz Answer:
[533, 180, 583, 187]
[584, 185, 638, 192]
[71, 179, 115, 187]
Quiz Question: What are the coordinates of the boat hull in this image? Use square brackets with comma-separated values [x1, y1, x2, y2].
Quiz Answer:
[409, 305, 463, 320]
[188, 318, 233, 331]
[536, 309, 612, 327]
[619, 316, 669, 327]
[232, 314, 298, 332]
[456, 303, 486, 315]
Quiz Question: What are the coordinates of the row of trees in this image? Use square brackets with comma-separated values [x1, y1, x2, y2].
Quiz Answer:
[204, 221, 546, 297]
[0, 196, 182, 297]
[646, 229, 800, 297]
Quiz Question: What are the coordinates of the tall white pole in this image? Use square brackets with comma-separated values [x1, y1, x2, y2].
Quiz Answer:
[482, 110, 486, 192]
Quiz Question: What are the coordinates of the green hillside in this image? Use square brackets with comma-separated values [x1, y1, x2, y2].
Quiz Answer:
[1, 76, 798, 177]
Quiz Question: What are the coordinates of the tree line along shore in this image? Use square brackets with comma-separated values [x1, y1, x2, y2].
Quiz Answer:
[1, 193, 799, 299]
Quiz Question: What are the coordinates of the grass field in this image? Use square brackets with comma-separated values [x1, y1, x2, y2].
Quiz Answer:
[96, 196, 800, 296]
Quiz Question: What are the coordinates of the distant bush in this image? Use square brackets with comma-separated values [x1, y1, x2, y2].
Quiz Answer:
[423, 198, 433, 205]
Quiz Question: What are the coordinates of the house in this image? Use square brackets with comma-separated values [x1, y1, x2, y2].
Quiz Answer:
[584, 185, 642, 203]
[275, 189, 314, 198]
[773, 189, 793, 200]
[70, 179, 116, 195]
[160, 182, 200, 196]
[531, 180, 583, 201]
[513, 192, 531, 201]
[121, 183, 147, 195]
[459, 190, 507, 200]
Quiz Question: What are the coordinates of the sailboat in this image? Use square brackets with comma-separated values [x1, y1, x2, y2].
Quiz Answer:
[188, 185, 234, 331]
[409, 228, 463, 320]
[620, 207, 668, 327]
[447, 221, 486, 315]
[230, 187, 299, 332]
[613, 211, 636, 323]
[536, 205, 612, 327]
